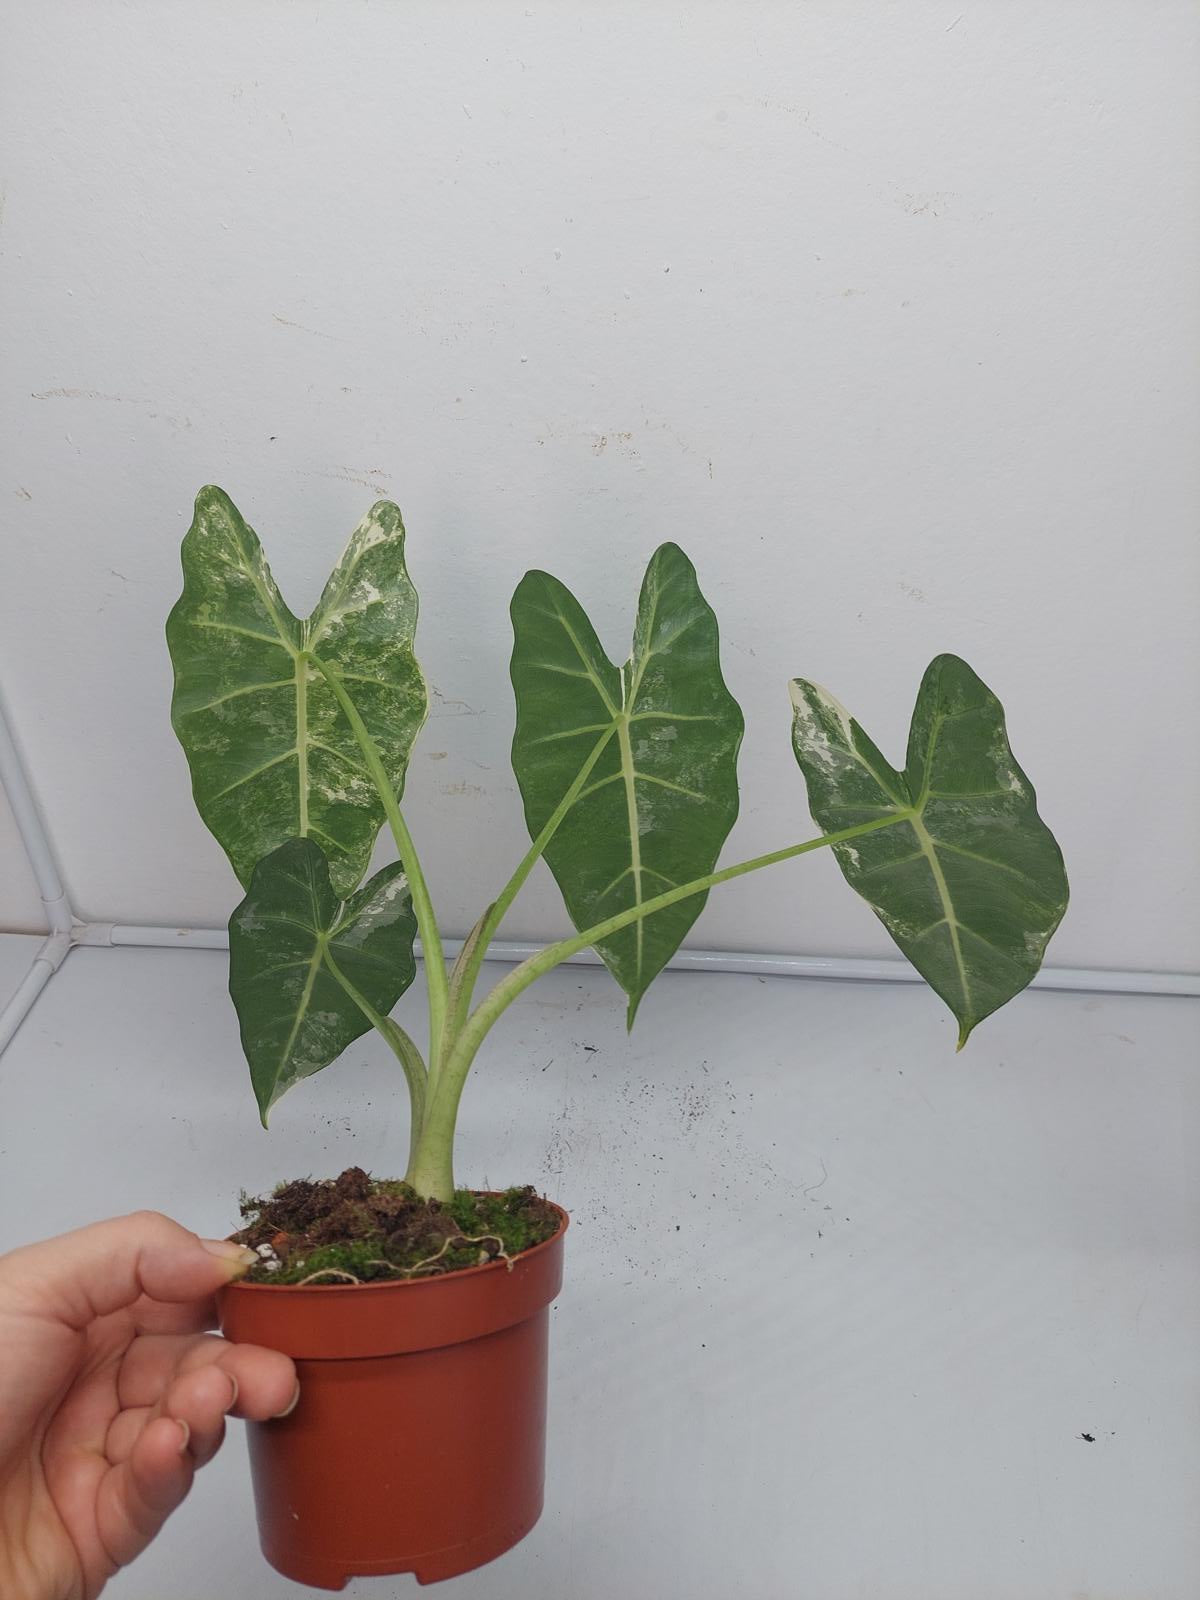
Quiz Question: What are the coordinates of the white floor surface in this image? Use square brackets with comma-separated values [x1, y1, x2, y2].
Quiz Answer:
[0, 936, 1197, 1600]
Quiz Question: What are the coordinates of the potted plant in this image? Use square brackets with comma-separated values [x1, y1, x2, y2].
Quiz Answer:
[166, 487, 1068, 1589]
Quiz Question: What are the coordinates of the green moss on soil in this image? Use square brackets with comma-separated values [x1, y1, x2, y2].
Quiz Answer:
[232, 1168, 559, 1286]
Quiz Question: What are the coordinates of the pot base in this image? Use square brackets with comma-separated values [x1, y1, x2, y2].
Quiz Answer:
[260, 1500, 544, 1590]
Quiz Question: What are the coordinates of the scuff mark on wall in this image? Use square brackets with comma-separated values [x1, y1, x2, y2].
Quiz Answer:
[272, 312, 342, 341]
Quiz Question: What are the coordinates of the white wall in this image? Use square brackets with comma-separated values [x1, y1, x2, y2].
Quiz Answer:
[1, 0, 1197, 972]
[0, 783, 44, 933]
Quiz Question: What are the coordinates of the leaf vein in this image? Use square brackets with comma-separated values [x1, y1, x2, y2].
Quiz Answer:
[208, 747, 297, 801]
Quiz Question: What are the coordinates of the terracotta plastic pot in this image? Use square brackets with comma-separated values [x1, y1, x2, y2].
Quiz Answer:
[218, 1204, 567, 1590]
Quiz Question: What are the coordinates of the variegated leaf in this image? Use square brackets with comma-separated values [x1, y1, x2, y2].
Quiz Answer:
[790, 654, 1068, 1046]
[228, 837, 418, 1122]
[167, 487, 426, 897]
[511, 544, 744, 1025]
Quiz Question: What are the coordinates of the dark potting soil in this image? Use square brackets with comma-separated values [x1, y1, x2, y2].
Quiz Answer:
[231, 1167, 560, 1286]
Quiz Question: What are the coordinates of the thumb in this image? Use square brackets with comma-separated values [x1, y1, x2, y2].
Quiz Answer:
[0, 1212, 258, 1329]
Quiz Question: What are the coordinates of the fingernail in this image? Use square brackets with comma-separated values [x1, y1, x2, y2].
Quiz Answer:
[273, 1382, 301, 1420]
[176, 1419, 192, 1455]
[201, 1238, 259, 1271]
[226, 1373, 240, 1411]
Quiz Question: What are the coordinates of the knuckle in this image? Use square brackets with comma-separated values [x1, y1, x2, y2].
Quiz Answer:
[125, 1207, 178, 1237]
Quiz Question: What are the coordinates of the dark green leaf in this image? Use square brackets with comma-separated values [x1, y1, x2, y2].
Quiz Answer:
[228, 837, 418, 1122]
[167, 487, 426, 897]
[790, 653, 1068, 1046]
[511, 544, 744, 1024]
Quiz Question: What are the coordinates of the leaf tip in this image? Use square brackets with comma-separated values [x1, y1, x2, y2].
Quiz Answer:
[955, 1022, 972, 1053]
[192, 482, 233, 520]
[365, 498, 405, 533]
[650, 539, 692, 572]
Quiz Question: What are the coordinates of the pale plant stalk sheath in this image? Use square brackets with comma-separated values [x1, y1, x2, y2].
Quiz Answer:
[406, 808, 913, 1198]
[323, 948, 428, 1180]
[305, 653, 450, 1077]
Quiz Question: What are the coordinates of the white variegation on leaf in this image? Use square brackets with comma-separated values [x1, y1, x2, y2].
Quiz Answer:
[167, 486, 427, 898]
[789, 654, 1068, 1047]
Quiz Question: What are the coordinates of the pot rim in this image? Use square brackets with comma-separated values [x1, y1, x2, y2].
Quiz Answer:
[223, 1196, 569, 1297]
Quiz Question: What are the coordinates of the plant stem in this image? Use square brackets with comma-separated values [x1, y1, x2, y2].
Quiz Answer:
[411, 808, 913, 1196]
[445, 726, 618, 1041]
[405, 1108, 456, 1201]
[306, 652, 450, 1074]
[323, 948, 428, 1180]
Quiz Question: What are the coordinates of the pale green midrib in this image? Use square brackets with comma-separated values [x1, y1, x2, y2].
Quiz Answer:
[219, 536, 314, 837]
[307, 551, 361, 653]
[613, 573, 673, 993]
[908, 798, 971, 1024]
[308, 536, 410, 655]
[912, 710, 946, 810]
[267, 942, 324, 1116]
[626, 571, 728, 711]
[908, 707, 979, 1017]
[630, 611, 711, 695]
[615, 710, 645, 986]
[323, 938, 412, 1049]
[626, 575, 662, 705]
[489, 582, 701, 1026]
[296, 656, 309, 834]
[223, 532, 415, 848]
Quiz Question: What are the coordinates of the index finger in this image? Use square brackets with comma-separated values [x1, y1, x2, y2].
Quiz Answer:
[0, 1212, 257, 1329]
[131, 1293, 219, 1336]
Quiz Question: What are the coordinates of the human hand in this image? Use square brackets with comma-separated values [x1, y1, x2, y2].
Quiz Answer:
[0, 1211, 298, 1600]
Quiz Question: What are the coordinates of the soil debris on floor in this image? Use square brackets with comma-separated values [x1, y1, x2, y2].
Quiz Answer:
[232, 1167, 560, 1285]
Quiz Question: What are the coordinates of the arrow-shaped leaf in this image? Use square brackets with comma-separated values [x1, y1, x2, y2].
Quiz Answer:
[167, 486, 426, 898]
[228, 837, 418, 1122]
[511, 544, 744, 1024]
[790, 653, 1068, 1046]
